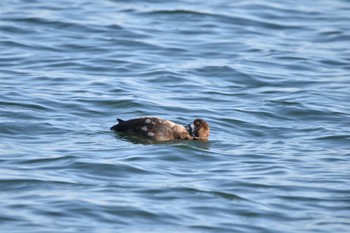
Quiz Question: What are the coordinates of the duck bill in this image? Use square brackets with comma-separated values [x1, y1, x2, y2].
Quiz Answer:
[185, 123, 194, 136]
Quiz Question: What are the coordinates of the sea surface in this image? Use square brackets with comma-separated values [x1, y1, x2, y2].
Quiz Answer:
[1, 0, 350, 232]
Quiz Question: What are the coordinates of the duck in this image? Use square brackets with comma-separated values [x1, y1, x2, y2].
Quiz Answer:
[110, 117, 210, 141]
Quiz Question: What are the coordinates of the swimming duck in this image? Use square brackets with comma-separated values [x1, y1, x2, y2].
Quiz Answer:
[110, 117, 210, 141]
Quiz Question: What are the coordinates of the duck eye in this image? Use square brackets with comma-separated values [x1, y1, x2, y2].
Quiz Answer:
[196, 121, 201, 126]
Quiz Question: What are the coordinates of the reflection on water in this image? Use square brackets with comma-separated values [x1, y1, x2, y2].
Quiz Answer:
[113, 131, 212, 150]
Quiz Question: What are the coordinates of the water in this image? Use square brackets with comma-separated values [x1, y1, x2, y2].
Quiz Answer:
[1, 0, 350, 232]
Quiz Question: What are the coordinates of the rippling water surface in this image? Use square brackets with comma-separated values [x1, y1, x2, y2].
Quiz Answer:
[1, 0, 350, 232]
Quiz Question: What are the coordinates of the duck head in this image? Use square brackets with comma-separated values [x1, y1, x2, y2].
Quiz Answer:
[185, 119, 210, 140]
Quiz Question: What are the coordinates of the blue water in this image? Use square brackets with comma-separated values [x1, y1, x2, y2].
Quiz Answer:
[1, 0, 350, 232]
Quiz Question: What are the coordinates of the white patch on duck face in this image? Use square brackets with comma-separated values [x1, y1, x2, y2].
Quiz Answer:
[190, 123, 195, 131]
[145, 119, 151, 124]
[142, 126, 148, 131]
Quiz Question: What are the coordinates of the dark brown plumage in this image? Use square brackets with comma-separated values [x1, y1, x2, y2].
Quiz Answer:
[111, 117, 210, 141]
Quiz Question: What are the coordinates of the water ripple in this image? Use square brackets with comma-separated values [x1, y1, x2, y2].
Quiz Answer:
[1, 0, 350, 232]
